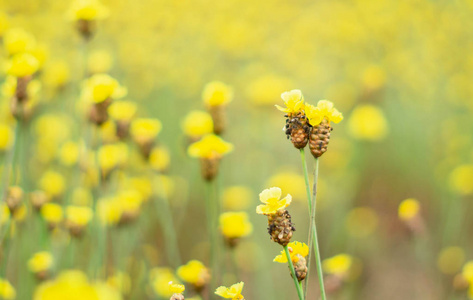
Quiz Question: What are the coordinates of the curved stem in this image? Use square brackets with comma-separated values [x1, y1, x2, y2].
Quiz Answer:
[284, 245, 305, 300]
[206, 179, 219, 298]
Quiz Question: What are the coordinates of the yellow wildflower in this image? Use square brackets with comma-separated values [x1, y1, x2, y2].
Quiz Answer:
[275, 89, 304, 115]
[28, 251, 54, 273]
[215, 282, 244, 300]
[202, 81, 233, 107]
[0, 278, 15, 300]
[462, 261, 473, 282]
[149, 146, 170, 172]
[4, 28, 35, 56]
[39, 170, 66, 198]
[169, 281, 185, 294]
[449, 164, 473, 195]
[67, 0, 109, 21]
[117, 189, 143, 216]
[437, 246, 465, 275]
[97, 197, 122, 226]
[58, 141, 79, 166]
[398, 198, 420, 221]
[273, 241, 309, 263]
[222, 186, 252, 210]
[88, 50, 113, 74]
[130, 118, 162, 144]
[150, 268, 180, 298]
[188, 134, 233, 159]
[5, 52, 39, 77]
[181, 110, 214, 138]
[1, 204, 10, 225]
[348, 104, 388, 141]
[40, 203, 63, 225]
[256, 187, 292, 215]
[219, 212, 253, 239]
[42, 60, 70, 89]
[97, 143, 129, 174]
[108, 100, 137, 121]
[125, 176, 153, 201]
[177, 260, 209, 287]
[305, 100, 343, 126]
[82, 74, 127, 103]
[66, 206, 93, 227]
[0, 123, 13, 151]
[323, 254, 353, 276]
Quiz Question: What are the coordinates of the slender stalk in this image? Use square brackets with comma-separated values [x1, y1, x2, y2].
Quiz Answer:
[284, 245, 305, 300]
[205, 180, 219, 298]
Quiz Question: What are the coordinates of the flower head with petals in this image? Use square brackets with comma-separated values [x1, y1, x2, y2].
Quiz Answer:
[305, 100, 343, 126]
[168, 281, 185, 294]
[188, 134, 233, 159]
[275, 89, 304, 116]
[215, 282, 244, 300]
[256, 187, 292, 215]
[273, 241, 309, 263]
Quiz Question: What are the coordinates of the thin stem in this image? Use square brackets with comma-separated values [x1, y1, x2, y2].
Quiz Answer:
[284, 245, 305, 300]
[1, 119, 21, 202]
[206, 179, 219, 299]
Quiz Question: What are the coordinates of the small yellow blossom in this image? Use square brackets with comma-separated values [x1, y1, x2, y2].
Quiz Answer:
[188, 134, 233, 159]
[66, 206, 93, 227]
[219, 212, 253, 239]
[42, 60, 70, 88]
[88, 50, 113, 74]
[28, 251, 54, 273]
[449, 164, 473, 195]
[215, 282, 244, 300]
[116, 189, 143, 217]
[149, 146, 170, 172]
[177, 260, 209, 287]
[108, 100, 137, 121]
[168, 281, 185, 294]
[82, 74, 127, 103]
[97, 143, 129, 174]
[67, 0, 109, 21]
[6, 52, 39, 77]
[40, 203, 63, 225]
[0, 123, 13, 151]
[4, 28, 36, 56]
[348, 105, 388, 141]
[273, 241, 308, 263]
[398, 198, 420, 221]
[202, 81, 233, 107]
[462, 261, 473, 282]
[181, 110, 214, 138]
[275, 89, 304, 115]
[323, 254, 353, 276]
[97, 197, 122, 226]
[256, 187, 292, 215]
[307, 100, 344, 126]
[58, 141, 79, 166]
[125, 176, 153, 201]
[222, 186, 252, 210]
[130, 118, 162, 144]
[0, 278, 16, 300]
[39, 170, 66, 198]
[150, 268, 180, 298]
[437, 246, 465, 275]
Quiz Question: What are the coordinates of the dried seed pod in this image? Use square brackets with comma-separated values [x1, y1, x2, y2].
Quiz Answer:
[285, 113, 310, 149]
[30, 190, 49, 211]
[89, 98, 112, 126]
[267, 209, 295, 246]
[209, 105, 226, 135]
[170, 294, 185, 300]
[76, 19, 96, 40]
[309, 119, 332, 158]
[293, 254, 308, 282]
[200, 158, 220, 181]
[6, 186, 23, 214]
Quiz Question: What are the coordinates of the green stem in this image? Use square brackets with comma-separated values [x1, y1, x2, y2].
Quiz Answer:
[284, 245, 305, 300]
[300, 149, 313, 298]
[206, 180, 219, 299]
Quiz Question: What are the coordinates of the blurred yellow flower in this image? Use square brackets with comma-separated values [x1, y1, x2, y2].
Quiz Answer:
[202, 81, 233, 107]
[4, 28, 35, 56]
[42, 60, 70, 88]
[177, 260, 209, 287]
[437, 246, 465, 275]
[71, 187, 93, 206]
[66, 206, 93, 227]
[108, 100, 137, 121]
[275, 89, 304, 115]
[362, 65, 386, 91]
[130, 118, 162, 144]
[1, 203, 10, 225]
[28, 251, 54, 273]
[0, 278, 15, 300]
[398, 198, 420, 221]
[219, 212, 253, 239]
[88, 50, 113, 74]
[67, 0, 109, 21]
[222, 186, 252, 210]
[256, 187, 292, 215]
[5, 52, 39, 77]
[150, 267, 180, 298]
[168, 281, 185, 294]
[98, 143, 129, 173]
[181, 110, 214, 138]
[266, 171, 305, 202]
[97, 197, 122, 226]
[39, 170, 66, 198]
[323, 254, 353, 276]
[40, 203, 63, 225]
[246, 74, 293, 106]
[117, 189, 143, 216]
[462, 261, 473, 282]
[13, 203, 27, 221]
[82, 74, 127, 103]
[126, 176, 153, 201]
[449, 164, 473, 195]
[215, 282, 244, 300]
[273, 241, 308, 263]
[0, 123, 13, 151]
[188, 134, 233, 159]
[149, 146, 170, 172]
[345, 207, 379, 238]
[348, 104, 388, 141]
[58, 141, 79, 166]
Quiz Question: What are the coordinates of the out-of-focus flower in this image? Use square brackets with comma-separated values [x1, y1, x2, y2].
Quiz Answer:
[181, 110, 213, 139]
[256, 187, 291, 215]
[273, 241, 308, 263]
[449, 164, 473, 195]
[437, 246, 465, 275]
[348, 104, 388, 141]
[58, 141, 79, 166]
[0, 123, 13, 151]
[67, 0, 109, 21]
[362, 65, 386, 91]
[246, 74, 293, 106]
[71, 187, 93, 206]
[40, 203, 63, 227]
[5, 52, 39, 77]
[275, 89, 304, 116]
[398, 198, 420, 221]
[219, 212, 253, 245]
[66, 206, 93, 236]
[188, 134, 233, 159]
[1, 203, 11, 225]
[0, 277, 16, 300]
[28, 251, 54, 277]
[323, 254, 353, 278]
[150, 267, 180, 298]
[3, 28, 35, 56]
[88, 50, 113, 74]
[462, 261, 473, 282]
[130, 118, 162, 157]
[345, 207, 379, 238]
[115, 190, 143, 224]
[125, 176, 152, 201]
[169, 281, 185, 294]
[202, 81, 233, 107]
[305, 100, 343, 126]
[42, 61, 70, 89]
[97, 197, 122, 226]
[215, 282, 244, 300]
[97, 143, 128, 176]
[266, 171, 305, 202]
[222, 186, 252, 210]
[149, 146, 170, 172]
[177, 260, 210, 289]
[39, 170, 66, 198]
[82, 74, 127, 104]
[108, 101, 137, 122]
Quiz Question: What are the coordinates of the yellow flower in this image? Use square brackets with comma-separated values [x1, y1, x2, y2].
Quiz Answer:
[255, 187, 292, 215]
[97, 143, 129, 173]
[149, 146, 170, 172]
[219, 212, 253, 239]
[177, 260, 209, 287]
[58, 141, 79, 166]
[266, 171, 305, 202]
[398, 198, 420, 221]
[4, 28, 36, 56]
[273, 241, 309, 263]
[449, 164, 473, 195]
[202, 81, 233, 107]
[88, 50, 113, 74]
[82, 74, 127, 103]
[305, 100, 343, 126]
[116, 189, 143, 217]
[323, 254, 353, 276]
[66, 206, 93, 227]
[168, 282, 185, 294]
[348, 105, 388, 141]
[71, 187, 93, 206]
[1, 204, 10, 225]
[437, 247, 465, 275]
[40, 203, 63, 225]
[0, 278, 16, 300]
[39, 170, 66, 198]
[108, 100, 137, 121]
[150, 268, 180, 298]
[125, 176, 153, 201]
[181, 110, 214, 138]
[67, 0, 109, 21]
[222, 186, 252, 210]
[215, 282, 244, 300]
[130, 118, 162, 144]
[275, 89, 304, 115]
[187, 134, 233, 159]
[462, 261, 473, 282]
[97, 197, 122, 226]
[0, 123, 13, 151]
[42, 60, 70, 88]
[28, 251, 54, 273]
[5, 52, 39, 77]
